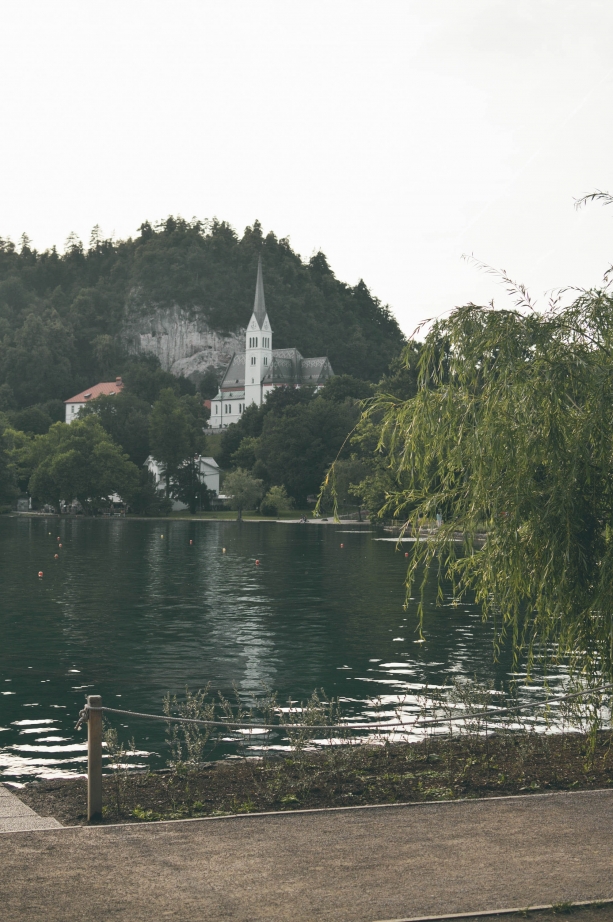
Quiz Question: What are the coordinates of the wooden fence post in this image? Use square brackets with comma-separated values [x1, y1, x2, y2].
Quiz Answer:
[87, 694, 103, 821]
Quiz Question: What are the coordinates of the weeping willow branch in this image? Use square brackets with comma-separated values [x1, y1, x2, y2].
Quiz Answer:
[322, 291, 613, 685]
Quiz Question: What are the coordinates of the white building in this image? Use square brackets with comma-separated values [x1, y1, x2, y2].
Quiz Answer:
[64, 377, 124, 423]
[145, 455, 220, 511]
[208, 258, 333, 430]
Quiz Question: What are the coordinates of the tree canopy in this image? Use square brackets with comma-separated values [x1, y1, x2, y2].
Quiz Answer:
[0, 217, 405, 422]
[359, 287, 613, 686]
[26, 417, 139, 512]
[149, 388, 207, 495]
[224, 468, 264, 520]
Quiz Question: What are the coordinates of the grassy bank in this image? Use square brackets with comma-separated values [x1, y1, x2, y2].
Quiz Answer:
[18, 729, 613, 827]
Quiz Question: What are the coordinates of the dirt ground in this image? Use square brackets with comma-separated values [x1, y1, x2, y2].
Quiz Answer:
[18, 730, 613, 826]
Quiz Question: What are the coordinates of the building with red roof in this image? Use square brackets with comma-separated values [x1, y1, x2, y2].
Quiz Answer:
[64, 377, 124, 423]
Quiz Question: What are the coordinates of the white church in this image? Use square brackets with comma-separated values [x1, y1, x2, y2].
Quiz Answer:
[208, 258, 334, 429]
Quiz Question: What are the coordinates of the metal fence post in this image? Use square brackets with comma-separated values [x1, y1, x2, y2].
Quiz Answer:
[87, 694, 103, 821]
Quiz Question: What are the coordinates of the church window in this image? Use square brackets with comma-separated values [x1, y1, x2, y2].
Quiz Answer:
[215, 405, 218, 414]
[263, 356, 268, 366]
[251, 356, 256, 365]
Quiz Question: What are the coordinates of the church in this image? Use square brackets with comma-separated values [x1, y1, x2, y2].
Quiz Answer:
[208, 258, 334, 429]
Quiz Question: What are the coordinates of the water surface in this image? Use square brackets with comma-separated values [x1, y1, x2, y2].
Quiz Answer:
[0, 516, 567, 781]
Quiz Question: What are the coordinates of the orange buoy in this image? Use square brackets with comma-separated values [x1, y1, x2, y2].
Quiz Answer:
[255, 559, 260, 566]
[38, 571, 43, 578]
[54, 554, 59, 559]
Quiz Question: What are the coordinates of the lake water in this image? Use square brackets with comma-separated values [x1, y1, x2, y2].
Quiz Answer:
[0, 516, 569, 782]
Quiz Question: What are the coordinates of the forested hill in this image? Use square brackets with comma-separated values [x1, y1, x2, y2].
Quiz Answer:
[0, 217, 405, 413]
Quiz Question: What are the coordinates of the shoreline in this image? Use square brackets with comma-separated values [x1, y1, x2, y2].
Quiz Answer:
[6, 511, 373, 525]
[15, 729, 613, 828]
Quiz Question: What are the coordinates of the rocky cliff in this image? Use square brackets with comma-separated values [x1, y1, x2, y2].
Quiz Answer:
[121, 306, 244, 384]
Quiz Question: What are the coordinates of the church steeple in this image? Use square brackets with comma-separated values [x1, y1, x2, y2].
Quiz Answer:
[245, 256, 273, 408]
[253, 255, 267, 329]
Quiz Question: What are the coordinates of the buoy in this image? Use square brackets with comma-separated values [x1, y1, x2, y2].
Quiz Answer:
[160, 534, 164, 538]
[340, 543, 344, 548]
[48, 532, 51, 536]
[54, 554, 59, 559]
[405, 552, 409, 558]
[56, 536, 60, 541]
[222, 547, 226, 553]
[58, 543, 62, 548]
[255, 559, 260, 566]
[189, 539, 193, 545]
[38, 571, 43, 578]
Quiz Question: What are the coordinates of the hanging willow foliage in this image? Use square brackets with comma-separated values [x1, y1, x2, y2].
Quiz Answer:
[342, 288, 613, 683]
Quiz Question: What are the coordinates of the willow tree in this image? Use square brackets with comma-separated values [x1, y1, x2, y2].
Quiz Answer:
[358, 279, 613, 685]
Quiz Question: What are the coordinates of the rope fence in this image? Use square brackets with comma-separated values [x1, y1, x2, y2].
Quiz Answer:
[76, 683, 613, 821]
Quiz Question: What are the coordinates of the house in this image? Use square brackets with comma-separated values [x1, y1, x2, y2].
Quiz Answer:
[145, 455, 220, 511]
[208, 258, 333, 430]
[64, 377, 124, 423]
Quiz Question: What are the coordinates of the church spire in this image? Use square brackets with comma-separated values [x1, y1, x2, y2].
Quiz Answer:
[253, 256, 267, 329]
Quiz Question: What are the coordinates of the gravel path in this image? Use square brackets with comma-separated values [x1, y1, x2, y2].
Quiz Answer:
[1, 789, 612, 922]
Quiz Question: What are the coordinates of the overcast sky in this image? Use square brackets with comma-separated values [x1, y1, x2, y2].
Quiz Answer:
[1, 0, 612, 336]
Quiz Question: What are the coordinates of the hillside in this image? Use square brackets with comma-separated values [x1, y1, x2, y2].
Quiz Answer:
[0, 218, 405, 414]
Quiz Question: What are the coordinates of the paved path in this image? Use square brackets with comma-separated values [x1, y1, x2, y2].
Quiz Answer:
[0, 783, 61, 833]
[1, 789, 613, 922]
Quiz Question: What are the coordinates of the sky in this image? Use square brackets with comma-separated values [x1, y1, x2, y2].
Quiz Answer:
[1, 0, 612, 336]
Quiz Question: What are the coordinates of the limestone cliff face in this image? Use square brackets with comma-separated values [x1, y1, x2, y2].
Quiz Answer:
[122, 306, 244, 383]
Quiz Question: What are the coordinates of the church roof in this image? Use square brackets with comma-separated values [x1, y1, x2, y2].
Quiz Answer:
[220, 352, 245, 391]
[221, 348, 334, 392]
[252, 256, 267, 329]
[299, 356, 333, 385]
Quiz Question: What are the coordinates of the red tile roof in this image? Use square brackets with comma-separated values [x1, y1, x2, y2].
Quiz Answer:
[64, 378, 124, 404]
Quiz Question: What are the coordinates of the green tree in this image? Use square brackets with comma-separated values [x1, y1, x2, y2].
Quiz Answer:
[122, 356, 195, 404]
[320, 374, 374, 403]
[256, 397, 358, 506]
[198, 367, 220, 400]
[363, 280, 613, 686]
[10, 405, 53, 435]
[224, 468, 263, 520]
[79, 391, 152, 467]
[171, 460, 215, 514]
[231, 436, 259, 470]
[0, 415, 18, 505]
[376, 342, 422, 399]
[329, 455, 372, 517]
[260, 485, 294, 516]
[148, 389, 206, 496]
[28, 417, 139, 512]
[149, 389, 193, 496]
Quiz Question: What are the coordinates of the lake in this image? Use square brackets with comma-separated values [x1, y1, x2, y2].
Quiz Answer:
[0, 515, 569, 782]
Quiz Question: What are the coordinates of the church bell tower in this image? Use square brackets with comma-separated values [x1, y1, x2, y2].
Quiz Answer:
[244, 257, 273, 407]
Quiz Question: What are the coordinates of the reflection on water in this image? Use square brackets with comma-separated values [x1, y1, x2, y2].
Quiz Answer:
[0, 516, 570, 782]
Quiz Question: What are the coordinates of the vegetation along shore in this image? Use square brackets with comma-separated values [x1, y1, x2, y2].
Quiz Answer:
[18, 730, 613, 827]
